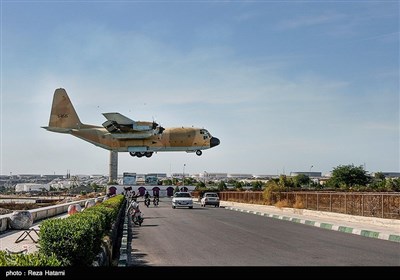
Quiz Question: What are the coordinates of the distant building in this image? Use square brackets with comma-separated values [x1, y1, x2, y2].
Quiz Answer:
[42, 174, 64, 180]
[228, 174, 253, 179]
[171, 173, 185, 179]
[15, 183, 50, 192]
[290, 171, 322, 178]
[198, 172, 228, 180]
[371, 172, 400, 179]
[253, 175, 274, 179]
[17, 174, 41, 179]
[145, 173, 167, 185]
[147, 173, 167, 179]
[123, 172, 137, 185]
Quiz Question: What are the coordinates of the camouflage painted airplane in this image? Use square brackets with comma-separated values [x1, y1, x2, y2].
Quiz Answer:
[42, 88, 220, 158]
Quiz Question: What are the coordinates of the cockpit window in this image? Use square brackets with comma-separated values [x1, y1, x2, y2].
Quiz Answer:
[200, 129, 210, 140]
[200, 129, 210, 137]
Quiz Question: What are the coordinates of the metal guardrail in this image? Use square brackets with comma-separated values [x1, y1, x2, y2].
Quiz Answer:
[219, 191, 400, 220]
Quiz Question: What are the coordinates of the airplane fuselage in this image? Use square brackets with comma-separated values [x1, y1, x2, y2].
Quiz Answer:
[67, 126, 215, 153]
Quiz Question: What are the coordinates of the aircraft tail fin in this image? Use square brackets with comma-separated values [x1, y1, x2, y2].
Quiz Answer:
[46, 88, 83, 130]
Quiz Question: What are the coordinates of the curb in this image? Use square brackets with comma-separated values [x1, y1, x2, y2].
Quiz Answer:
[224, 206, 400, 243]
[118, 211, 129, 266]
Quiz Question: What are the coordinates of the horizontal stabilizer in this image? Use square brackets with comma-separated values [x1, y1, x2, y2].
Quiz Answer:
[102, 112, 134, 126]
[102, 112, 164, 136]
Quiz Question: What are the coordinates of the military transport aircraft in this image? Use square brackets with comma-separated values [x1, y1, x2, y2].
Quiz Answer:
[42, 88, 220, 158]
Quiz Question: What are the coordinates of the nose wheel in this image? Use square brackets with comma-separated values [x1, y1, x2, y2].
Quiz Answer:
[196, 150, 202, 156]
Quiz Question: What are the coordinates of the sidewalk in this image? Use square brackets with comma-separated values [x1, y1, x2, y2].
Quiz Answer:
[217, 200, 400, 242]
[0, 213, 69, 254]
[0, 223, 41, 254]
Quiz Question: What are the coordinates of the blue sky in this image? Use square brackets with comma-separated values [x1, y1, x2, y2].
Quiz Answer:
[1, 0, 399, 176]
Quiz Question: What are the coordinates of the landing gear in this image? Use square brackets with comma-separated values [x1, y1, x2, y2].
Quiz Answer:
[129, 152, 153, 158]
[196, 150, 202, 156]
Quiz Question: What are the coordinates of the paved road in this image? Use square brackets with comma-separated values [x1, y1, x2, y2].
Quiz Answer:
[127, 199, 400, 266]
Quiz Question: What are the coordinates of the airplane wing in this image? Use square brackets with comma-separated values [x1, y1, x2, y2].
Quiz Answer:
[102, 112, 164, 139]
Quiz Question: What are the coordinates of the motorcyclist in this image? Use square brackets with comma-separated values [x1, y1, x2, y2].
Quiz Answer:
[127, 199, 143, 225]
[153, 193, 159, 206]
[144, 191, 151, 207]
[127, 199, 139, 215]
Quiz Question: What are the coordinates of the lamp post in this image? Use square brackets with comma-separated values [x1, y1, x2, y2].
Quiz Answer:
[183, 164, 186, 190]
[309, 165, 313, 189]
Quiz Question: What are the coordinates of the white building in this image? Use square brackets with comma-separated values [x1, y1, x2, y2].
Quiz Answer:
[15, 183, 50, 192]
[227, 174, 253, 179]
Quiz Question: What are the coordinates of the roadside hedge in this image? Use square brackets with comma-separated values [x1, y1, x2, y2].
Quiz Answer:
[0, 251, 62, 266]
[38, 195, 124, 266]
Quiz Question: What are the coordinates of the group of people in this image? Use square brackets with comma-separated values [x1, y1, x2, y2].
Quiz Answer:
[127, 191, 159, 223]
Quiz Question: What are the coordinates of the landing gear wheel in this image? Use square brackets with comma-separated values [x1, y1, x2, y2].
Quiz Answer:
[196, 150, 202, 156]
[129, 152, 136, 157]
[145, 152, 153, 158]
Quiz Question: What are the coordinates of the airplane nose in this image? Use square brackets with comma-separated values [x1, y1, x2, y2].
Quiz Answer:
[210, 137, 220, 148]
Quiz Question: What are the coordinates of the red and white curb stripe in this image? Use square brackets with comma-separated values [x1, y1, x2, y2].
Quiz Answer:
[224, 206, 400, 243]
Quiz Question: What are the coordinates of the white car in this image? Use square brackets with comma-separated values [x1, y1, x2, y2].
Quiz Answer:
[172, 192, 193, 209]
[200, 192, 220, 207]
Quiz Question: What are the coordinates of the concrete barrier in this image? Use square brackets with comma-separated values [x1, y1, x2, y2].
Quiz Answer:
[0, 198, 103, 232]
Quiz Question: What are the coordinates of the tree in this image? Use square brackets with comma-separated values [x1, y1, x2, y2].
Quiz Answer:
[326, 164, 371, 189]
[218, 181, 227, 191]
[279, 175, 294, 190]
[184, 177, 196, 185]
[235, 181, 243, 190]
[374, 172, 385, 180]
[251, 181, 263, 191]
[91, 183, 100, 192]
[391, 178, 400, 191]
[172, 178, 179, 185]
[196, 181, 206, 189]
[174, 186, 180, 193]
[262, 179, 284, 204]
[292, 174, 310, 188]
[163, 179, 172, 185]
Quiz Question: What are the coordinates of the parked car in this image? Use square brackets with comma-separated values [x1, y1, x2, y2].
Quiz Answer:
[172, 192, 193, 209]
[200, 192, 220, 207]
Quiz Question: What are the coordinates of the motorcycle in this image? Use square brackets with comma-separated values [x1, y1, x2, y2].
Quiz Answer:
[132, 209, 144, 226]
[153, 197, 159, 207]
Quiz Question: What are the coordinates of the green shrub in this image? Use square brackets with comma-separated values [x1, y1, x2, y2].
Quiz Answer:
[263, 180, 285, 205]
[0, 251, 62, 266]
[39, 194, 124, 266]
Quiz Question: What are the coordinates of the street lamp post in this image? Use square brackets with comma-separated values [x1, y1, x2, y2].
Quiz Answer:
[183, 164, 186, 190]
[309, 165, 313, 189]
